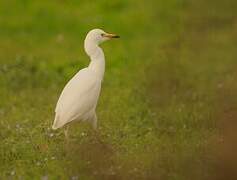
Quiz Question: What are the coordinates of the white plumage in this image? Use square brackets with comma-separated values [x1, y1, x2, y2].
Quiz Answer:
[52, 29, 119, 134]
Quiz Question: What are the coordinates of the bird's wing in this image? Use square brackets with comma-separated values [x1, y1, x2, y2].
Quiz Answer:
[53, 68, 101, 129]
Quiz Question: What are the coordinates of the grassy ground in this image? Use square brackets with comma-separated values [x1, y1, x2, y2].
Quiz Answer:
[0, 0, 236, 179]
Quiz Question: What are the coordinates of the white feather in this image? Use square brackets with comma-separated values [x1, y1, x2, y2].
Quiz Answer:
[52, 68, 101, 129]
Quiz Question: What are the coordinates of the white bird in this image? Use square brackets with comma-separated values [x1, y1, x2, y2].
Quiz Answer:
[52, 29, 119, 137]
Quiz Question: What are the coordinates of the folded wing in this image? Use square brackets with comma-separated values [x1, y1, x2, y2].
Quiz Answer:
[52, 68, 101, 129]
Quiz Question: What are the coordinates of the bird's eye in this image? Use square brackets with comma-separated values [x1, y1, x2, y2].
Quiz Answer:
[101, 33, 105, 37]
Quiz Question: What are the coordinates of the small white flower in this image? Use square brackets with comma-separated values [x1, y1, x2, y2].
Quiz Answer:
[51, 156, 56, 160]
[81, 132, 86, 137]
[71, 176, 79, 180]
[10, 170, 15, 176]
[86, 161, 91, 165]
[133, 167, 138, 172]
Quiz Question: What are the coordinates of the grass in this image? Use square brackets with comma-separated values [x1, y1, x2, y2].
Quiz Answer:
[0, 0, 236, 179]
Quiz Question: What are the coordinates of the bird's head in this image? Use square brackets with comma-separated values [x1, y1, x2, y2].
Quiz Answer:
[84, 29, 119, 57]
[85, 29, 119, 45]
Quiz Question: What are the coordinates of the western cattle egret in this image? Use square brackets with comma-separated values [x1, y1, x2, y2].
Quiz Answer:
[52, 29, 119, 137]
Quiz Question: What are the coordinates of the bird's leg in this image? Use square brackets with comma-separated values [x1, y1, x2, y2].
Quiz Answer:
[90, 113, 107, 146]
[64, 124, 70, 140]
[89, 113, 100, 139]
[91, 113, 97, 130]
[88, 115, 113, 152]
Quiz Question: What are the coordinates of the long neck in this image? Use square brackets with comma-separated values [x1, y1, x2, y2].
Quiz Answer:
[87, 45, 105, 80]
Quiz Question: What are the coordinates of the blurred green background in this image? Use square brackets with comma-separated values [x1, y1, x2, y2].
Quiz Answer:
[0, 0, 236, 179]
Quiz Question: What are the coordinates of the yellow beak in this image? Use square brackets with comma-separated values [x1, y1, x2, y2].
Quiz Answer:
[103, 33, 120, 38]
